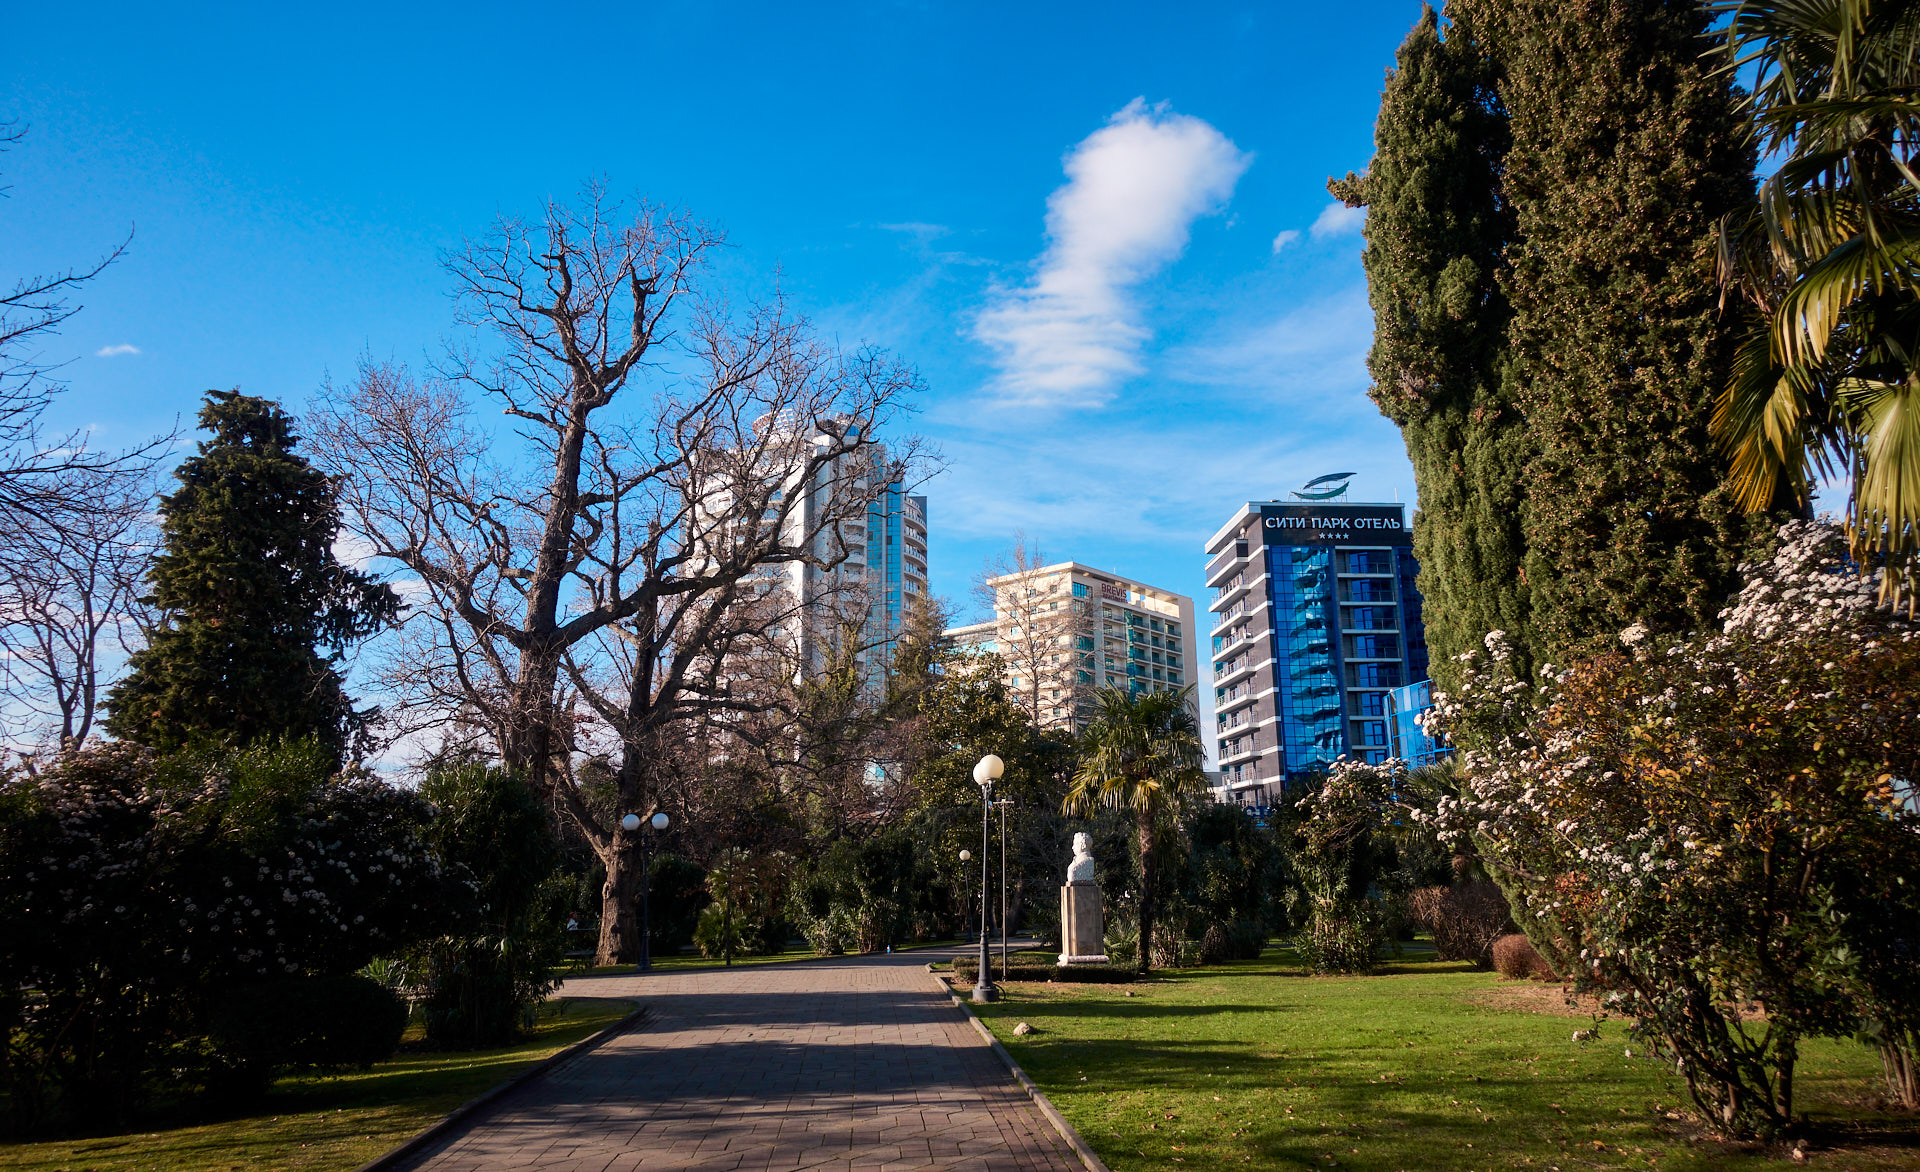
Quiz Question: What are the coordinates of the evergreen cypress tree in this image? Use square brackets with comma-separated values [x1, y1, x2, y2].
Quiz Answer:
[1329, 5, 1529, 688]
[106, 391, 398, 761]
[1482, 0, 1758, 662]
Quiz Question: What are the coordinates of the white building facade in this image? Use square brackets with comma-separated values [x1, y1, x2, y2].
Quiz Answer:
[946, 562, 1197, 730]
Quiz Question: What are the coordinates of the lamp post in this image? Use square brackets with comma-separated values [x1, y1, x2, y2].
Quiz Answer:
[958, 849, 973, 940]
[994, 797, 1011, 983]
[971, 754, 1003, 1003]
[620, 810, 671, 972]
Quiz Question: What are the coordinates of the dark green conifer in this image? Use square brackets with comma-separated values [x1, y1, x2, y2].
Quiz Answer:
[1340, 0, 1762, 674]
[106, 391, 398, 761]
[1329, 5, 1528, 688]
[1484, 0, 1759, 662]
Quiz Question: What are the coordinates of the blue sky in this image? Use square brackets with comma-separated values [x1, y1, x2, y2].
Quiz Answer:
[4, 1, 1426, 640]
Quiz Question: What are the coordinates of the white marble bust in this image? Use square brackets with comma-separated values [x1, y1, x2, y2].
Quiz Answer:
[1066, 832, 1096, 883]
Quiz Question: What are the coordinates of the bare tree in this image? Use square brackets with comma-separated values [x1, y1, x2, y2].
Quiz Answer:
[309, 185, 924, 963]
[971, 535, 1093, 727]
[0, 124, 170, 568]
[0, 467, 156, 754]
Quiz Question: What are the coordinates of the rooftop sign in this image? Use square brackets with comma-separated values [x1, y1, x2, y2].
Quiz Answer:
[1258, 502, 1410, 547]
[1291, 472, 1356, 501]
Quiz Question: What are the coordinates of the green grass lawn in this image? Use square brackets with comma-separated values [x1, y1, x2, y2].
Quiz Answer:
[0, 996, 634, 1172]
[969, 947, 1920, 1171]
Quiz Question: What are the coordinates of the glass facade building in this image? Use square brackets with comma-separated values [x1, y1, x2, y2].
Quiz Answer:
[1205, 501, 1428, 804]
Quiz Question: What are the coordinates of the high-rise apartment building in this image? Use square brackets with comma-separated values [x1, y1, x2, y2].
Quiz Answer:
[945, 563, 1197, 730]
[1203, 499, 1428, 802]
[707, 420, 927, 694]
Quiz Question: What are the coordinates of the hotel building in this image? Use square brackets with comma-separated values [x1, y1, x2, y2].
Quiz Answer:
[945, 563, 1198, 731]
[1203, 500, 1428, 802]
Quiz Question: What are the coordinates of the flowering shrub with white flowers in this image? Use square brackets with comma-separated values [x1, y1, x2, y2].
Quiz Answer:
[1420, 520, 1920, 1137]
[0, 741, 460, 1128]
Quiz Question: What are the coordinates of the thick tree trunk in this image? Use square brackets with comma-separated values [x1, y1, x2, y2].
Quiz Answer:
[596, 841, 641, 965]
[1136, 813, 1156, 975]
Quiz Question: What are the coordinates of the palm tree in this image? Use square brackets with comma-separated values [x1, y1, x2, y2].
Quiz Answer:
[1713, 0, 1920, 611]
[1061, 686, 1207, 973]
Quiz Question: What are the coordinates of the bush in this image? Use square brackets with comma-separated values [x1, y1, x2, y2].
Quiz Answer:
[646, 854, 709, 955]
[0, 742, 450, 1130]
[1150, 926, 1201, 969]
[1291, 760, 1397, 974]
[1294, 915, 1380, 975]
[696, 849, 789, 959]
[204, 975, 407, 1099]
[1491, 934, 1555, 981]
[1199, 920, 1271, 963]
[414, 764, 565, 1050]
[1426, 521, 1920, 1135]
[1408, 881, 1515, 967]
[1103, 931, 1139, 970]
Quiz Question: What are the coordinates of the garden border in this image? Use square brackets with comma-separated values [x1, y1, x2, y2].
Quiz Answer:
[350, 1003, 650, 1172]
[929, 969, 1113, 1172]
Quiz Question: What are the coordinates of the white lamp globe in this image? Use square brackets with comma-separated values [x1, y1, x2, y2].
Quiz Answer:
[959, 850, 972, 862]
[621, 813, 641, 831]
[650, 811, 670, 831]
[972, 754, 1004, 785]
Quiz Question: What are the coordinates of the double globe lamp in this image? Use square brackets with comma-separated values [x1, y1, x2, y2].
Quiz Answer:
[620, 810, 671, 971]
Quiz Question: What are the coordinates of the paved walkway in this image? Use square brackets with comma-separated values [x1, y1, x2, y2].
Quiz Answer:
[393, 950, 1080, 1171]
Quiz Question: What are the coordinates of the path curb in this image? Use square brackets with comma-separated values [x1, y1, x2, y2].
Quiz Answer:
[351, 1003, 650, 1172]
[930, 972, 1113, 1172]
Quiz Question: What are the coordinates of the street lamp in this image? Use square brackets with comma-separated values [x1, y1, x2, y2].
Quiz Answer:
[971, 754, 1003, 1003]
[994, 797, 1011, 983]
[959, 849, 973, 942]
[620, 810, 671, 971]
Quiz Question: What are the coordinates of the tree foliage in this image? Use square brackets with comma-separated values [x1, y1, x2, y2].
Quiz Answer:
[1329, 5, 1525, 686]
[1062, 686, 1207, 974]
[105, 391, 397, 762]
[1425, 520, 1920, 1135]
[1712, 0, 1920, 612]
[1338, 0, 1762, 673]
[0, 742, 450, 1128]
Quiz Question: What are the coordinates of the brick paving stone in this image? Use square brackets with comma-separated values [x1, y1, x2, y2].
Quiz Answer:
[392, 950, 1078, 1171]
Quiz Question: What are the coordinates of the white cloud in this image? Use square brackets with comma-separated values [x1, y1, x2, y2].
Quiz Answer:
[1270, 229, 1300, 254]
[1310, 202, 1366, 240]
[973, 98, 1251, 408]
[95, 344, 141, 358]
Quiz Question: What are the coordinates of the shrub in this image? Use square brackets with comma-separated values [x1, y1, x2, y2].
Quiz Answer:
[1103, 932, 1139, 969]
[1491, 934, 1555, 981]
[0, 742, 450, 1130]
[1292, 760, 1398, 974]
[414, 764, 565, 1050]
[204, 975, 407, 1099]
[646, 854, 708, 954]
[696, 849, 789, 959]
[1425, 521, 1920, 1136]
[1408, 881, 1515, 967]
[1198, 921, 1269, 964]
[1294, 915, 1380, 975]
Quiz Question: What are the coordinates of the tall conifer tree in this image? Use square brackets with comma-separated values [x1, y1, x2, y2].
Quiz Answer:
[1341, 0, 1761, 674]
[1329, 5, 1527, 688]
[1483, 0, 1757, 661]
[106, 391, 397, 761]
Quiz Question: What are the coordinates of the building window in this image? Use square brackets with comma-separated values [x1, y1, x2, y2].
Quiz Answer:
[1072, 582, 1089, 598]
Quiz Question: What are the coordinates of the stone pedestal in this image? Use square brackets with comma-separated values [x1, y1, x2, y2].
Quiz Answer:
[1058, 881, 1108, 965]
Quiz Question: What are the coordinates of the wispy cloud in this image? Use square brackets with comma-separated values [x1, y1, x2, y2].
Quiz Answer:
[973, 98, 1251, 408]
[877, 221, 950, 242]
[1168, 284, 1373, 399]
[94, 344, 141, 358]
[1309, 201, 1365, 240]
[1270, 228, 1300, 254]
